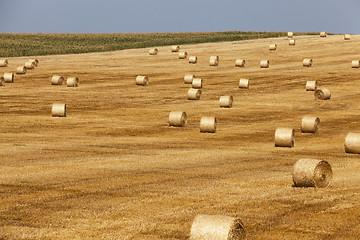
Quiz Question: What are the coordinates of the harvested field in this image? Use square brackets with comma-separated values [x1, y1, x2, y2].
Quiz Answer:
[0, 34, 360, 239]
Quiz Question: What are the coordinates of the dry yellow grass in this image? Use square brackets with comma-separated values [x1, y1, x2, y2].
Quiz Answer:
[1, 35, 360, 239]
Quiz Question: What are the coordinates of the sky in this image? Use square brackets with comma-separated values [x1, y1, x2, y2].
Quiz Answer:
[0, 0, 359, 34]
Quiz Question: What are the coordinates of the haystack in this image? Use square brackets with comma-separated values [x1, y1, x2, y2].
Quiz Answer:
[136, 76, 148, 86]
[188, 88, 201, 100]
[184, 74, 195, 84]
[235, 59, 245, 67]
[314, 88, 331, 100]
[260, 60, 269, 68]
[189, 56, 197, 64]
[179, 52, 187, 59]
[16, 66, 26, 74]
[219, 96, 233, 108]
[303, 58, 313, 67]
[275, 127, 294, 147]
[66, 77, 79, 87]
[0, 59, 8, 67]
[305, 81, 317, 91]
[293, 158, 332, 188]
[169, 111, 187, 127]
[192, 78, 203, 89]
[51, 75, 64, 85]
[149, 48, 158, 55]
[345, 132, 360, 154]
[171, 46, 180, 52]
[200, 117, 216, 133]
[190, 214, 245, 240]
[3, 73, 14, 83]
[301, 116, 320, 133]
[238, 79, 249, 89]
[51, 103, 66, 117]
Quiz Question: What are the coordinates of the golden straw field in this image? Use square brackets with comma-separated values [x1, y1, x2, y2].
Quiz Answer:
[1, 34, 360, 239]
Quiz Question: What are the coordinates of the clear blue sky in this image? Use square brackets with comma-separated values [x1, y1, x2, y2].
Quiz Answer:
[1, 0, 359, 34]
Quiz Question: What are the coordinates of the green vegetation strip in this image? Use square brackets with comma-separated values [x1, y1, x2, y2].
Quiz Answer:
[0, 31, 318, 57]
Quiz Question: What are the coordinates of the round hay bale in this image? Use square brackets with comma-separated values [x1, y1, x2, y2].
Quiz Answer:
[344, 132, 360, 154]
[169, 111, 187, 127]
[219, 96, 233, 108]
[149, 48, 158, 55]
[51, 103, 66, 117]
[3, 73, 14, 83]
[135, 76, 148, 86]
[344, 34, 351, 40]
[171, 45, 180, 52]
[25, 61, 35, 69]
[288, 32, 294, 38]
[260, 60, 269, 68]
[66, 77, 79, 87]
[293, 158, 332, 188]
[314, 88, 331, 100]
[29, 59, 39, 67]
[192, 78, 203, 89]
[51, 75, 64, 85]
[190, 214, 245, 240]
[209, 56, 219, 66]
[179, 52, 187, 59]
[269, 44, 277, 50]
[305, 81, 317, 91]
[0, 59, 8, 67]
[235, 59, 245, 67]
[184, 74, 195, 84]
[351, 60, 360, 68]
[320, 32, 327, 37]
[188, 88, 201, 100]
[289, 39, 296, 45]
[200, 116, 216, 133]
[0, 77, 4, 86]
[303, 58, 313, 67]
[301, 116, 320, 133]
[275, 127, 294, 148]
[238, 79, 249, 89]
[16, 66, 26, 74]
[189, 56, 197, 64]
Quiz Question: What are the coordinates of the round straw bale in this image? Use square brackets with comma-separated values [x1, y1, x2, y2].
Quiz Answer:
[314, 88, 331, 100]
[235, 59, 245, 67]
[209, 56, 219, 66]
[51, 75, 64, 85]
[179, 52, 187, 59]
[16, 66, 26, 74]
[3, 73, 14, 83]
[188, 88, 201, 100]
[219, 96, 233, 108]
[25, 61, 35, 69]
[320, 32, 327, 37]
[305, 81, 317, 91]
[303, 58, 313, 67]
[66, 77, 79, 87]
[0, 77, 4, 86]
[51, 103, 66, 117]
[344, 132, 360, 154]
[288, 32, 294, 38]
[169, 111, 187, 127]
[189, 56, 197, 64]
[301, 116, 320, 133]
[149, 48, 158, 55]
[289, 39, 296, 45]
[238, 79, 249, 89]
[200, 116, 216, 133]
[0, 59, 8, 67]
[190, 214, 245, 240]
[260, 60, 269, 68]
[136, 75, 148, 86]
[171, 45, 180, 52]
[275, 127, 294, 148]
[29, 59, 39, 67]
[184, 74, 195, 84]
[269, 44, 277, 50]
[344, 34, 351, 40]
[351, 60, 360, 68]
[293, 158, 332, 188]
[192, 78, 203, 89]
